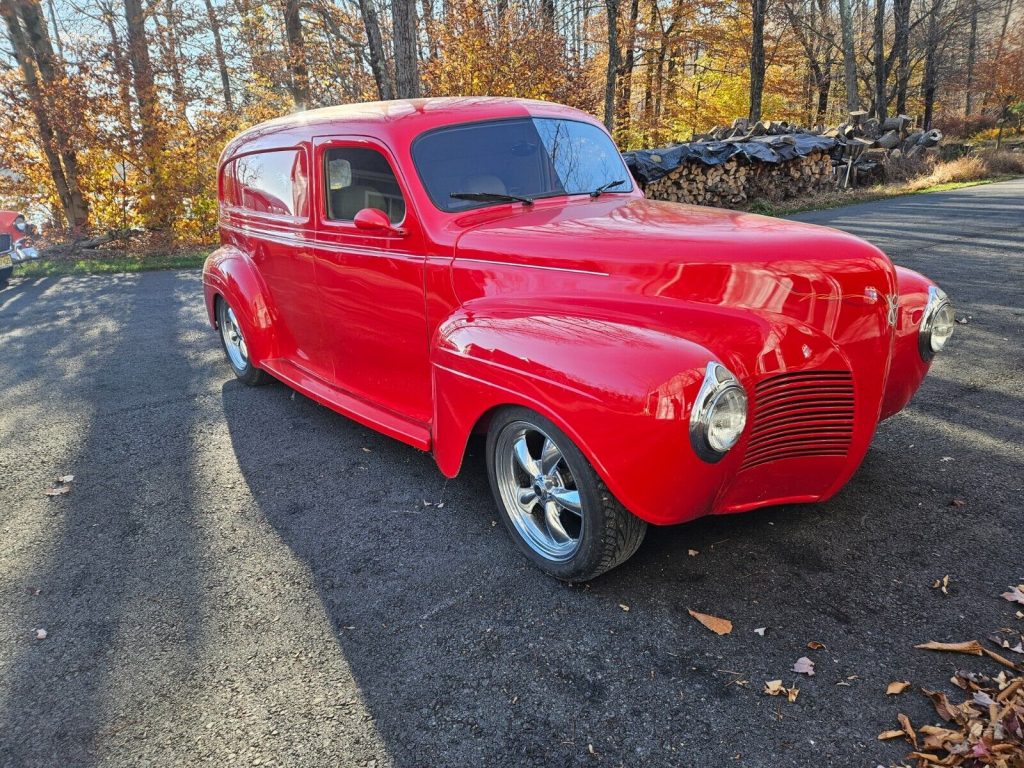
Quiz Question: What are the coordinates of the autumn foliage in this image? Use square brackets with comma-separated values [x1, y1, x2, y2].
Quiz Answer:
[0, 0, 1021, 241]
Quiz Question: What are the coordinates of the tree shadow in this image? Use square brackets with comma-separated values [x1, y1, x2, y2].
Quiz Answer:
[0, 272, 206, 766]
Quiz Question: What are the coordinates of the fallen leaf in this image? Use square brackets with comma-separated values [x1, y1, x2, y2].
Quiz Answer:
[949, 499, 965, 508]
[786, 687, 799, 703]
[619, 603, 631, 612]
[44, 486, 70, 497]
[792, 656, 815, 676]
[914, 640, 984, 656]
[921, 689, 960, 722]
[754, 627, 766, 636]
[878, 729, 906, 740]
[1016, 611, 1023, 620]
[687, 549, 699, 557]
[1000, 585, 1024, 605]
[687, 609, 732, 635]
[587, 743, 596, 755]
[988, 630, 1024, 655]
[34, 628, 47, 640]
[940, 456, 954, 462]
[764, 680, 785, 696]
[58, 475, 74, 483]
[807, 641, 826, 650]
[898, 713, 918, 748]
[887, 681, 912, 695]
[932, 575, 950, 594]
[436, 502, 445, 509]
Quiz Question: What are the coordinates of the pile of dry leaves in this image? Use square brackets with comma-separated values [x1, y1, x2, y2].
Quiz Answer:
[879, 584, 1024, 767]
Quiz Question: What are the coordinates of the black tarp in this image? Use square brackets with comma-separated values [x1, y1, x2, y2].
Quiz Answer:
[623, 133, 838, 184]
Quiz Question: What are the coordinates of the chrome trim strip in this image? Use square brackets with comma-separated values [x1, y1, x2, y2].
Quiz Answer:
[454, 257, 609, 277]
[219, 221, 422, 261]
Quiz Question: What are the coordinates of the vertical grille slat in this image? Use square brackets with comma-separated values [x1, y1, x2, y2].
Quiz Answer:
[740, 370, 855, 471]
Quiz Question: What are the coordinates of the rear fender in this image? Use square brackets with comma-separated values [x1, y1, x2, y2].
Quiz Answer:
[202, 245, 279, 366]
[430, 298, 743, 525]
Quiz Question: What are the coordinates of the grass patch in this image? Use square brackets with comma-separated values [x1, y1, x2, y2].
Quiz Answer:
[14, 248, 211, 278]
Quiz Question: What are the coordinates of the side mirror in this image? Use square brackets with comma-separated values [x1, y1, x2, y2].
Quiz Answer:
[353, 207, 403, 235]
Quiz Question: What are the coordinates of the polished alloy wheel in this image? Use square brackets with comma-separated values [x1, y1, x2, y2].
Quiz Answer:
[219, 300, 249, 371]
[493, 420, 584, 562]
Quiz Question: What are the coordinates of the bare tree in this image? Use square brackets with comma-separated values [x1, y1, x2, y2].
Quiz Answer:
[357, 0, 394, 99]
[837, 0, 859, 111]
[749, 0, 768, 121]
[202, 0, 233, 111]
[603, 0, 619, 130]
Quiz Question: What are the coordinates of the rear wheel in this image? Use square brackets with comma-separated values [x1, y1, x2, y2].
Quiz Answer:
[217, 296, 267, 386]
[486, 407, 647, 581]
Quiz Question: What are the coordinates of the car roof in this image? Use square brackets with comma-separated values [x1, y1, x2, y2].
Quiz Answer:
[221, 97, 602, 162]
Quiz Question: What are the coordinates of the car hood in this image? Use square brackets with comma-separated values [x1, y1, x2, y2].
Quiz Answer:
[453, 196, 897, 333]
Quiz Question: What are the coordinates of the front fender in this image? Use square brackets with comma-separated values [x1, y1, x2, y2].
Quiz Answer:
[880, 266, 936, 420]
[430, 297, 751, 525]
[202, 245, 279, 366]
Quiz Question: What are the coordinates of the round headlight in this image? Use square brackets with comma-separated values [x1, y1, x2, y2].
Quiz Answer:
[13, 215, 27, 232]
[706, 386, 748, 452]
[689, 362, 749, 462]
[919, 286, 954, 361]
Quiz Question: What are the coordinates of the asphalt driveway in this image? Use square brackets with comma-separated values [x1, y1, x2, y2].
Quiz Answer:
[1, 179, 1021, 767]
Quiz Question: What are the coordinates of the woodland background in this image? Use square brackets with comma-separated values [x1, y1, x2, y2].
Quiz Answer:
[0, 0, 1021, 240]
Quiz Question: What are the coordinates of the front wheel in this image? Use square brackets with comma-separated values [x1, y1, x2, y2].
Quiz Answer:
[486, 407, 647, 581]
[217, 296, 267, 386]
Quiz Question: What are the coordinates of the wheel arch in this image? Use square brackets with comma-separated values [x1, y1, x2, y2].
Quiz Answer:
[203, 245, 280, 366]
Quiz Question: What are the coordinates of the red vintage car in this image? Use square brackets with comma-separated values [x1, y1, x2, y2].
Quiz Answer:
[203, 97, 955, 580]
[0, 210, 35, 287]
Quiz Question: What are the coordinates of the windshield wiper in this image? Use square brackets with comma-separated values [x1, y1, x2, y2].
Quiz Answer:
[590, 179, 627, 198]
[450, 191, 534, 205]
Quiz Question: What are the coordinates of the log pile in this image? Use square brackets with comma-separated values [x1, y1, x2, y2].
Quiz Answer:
[643, 150, 833, 207]
[624, 111, 945, 208]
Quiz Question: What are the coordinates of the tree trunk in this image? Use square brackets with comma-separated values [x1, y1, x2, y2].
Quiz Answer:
[0, 0, 88, 229]
[358, 0, 394, 99]
[283, 0, 310, 108]
[921, 0, 943, 130]
[3, 0, 89, 229]
[749, 0, 767, 121]
[963, 0, 977, 115]
[837, 0, 859, 112]
[202, 0, 233, 111]
[392, 0, 420, 98]
[873, 0, 887, 122]
[541, 0, 555, 29]
[892, 0, 910, 113]
[603, 0, 620, 131]
[615, 0, 640, 139]
[123, 0, 169, 229]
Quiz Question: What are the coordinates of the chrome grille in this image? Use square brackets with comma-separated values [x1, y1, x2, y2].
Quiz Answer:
[740, 371, 855, 471]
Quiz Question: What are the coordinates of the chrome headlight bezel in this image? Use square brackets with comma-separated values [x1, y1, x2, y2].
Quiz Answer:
[13, 215, 27, 232]
[918, 285, 954, 362]
[689, 362, 749, 463]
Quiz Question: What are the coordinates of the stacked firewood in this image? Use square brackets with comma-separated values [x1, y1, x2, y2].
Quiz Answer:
[644, 151, 833, 207]
[625, 111, 944, 208]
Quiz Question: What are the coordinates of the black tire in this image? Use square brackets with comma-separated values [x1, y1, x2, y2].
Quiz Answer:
[216, 296, 268, 387]
[486, 406, 647, 581]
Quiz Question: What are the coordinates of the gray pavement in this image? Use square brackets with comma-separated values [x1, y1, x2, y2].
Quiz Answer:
[1, 179, 1022, 767]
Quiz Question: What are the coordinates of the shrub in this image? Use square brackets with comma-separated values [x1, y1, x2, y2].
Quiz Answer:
[980, 150, 1024, 175]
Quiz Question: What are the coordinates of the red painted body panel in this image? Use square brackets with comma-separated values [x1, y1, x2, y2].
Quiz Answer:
[203, 97, 943, 526]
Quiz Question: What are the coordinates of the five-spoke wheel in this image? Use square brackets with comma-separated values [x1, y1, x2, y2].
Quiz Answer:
[487, 407, 647, 581]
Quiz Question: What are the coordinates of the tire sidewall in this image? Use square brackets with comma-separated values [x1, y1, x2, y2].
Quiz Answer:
[486, 406, 610, 582]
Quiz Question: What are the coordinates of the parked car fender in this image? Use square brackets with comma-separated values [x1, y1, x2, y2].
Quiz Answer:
[202, 245, 280, 366]
[880, 266, 938, 420]
[430, 297, 756, 525]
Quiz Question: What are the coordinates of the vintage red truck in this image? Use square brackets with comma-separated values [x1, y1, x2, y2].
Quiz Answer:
[203, 97, 955, 580]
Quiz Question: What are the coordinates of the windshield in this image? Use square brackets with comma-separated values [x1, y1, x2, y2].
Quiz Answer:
[411, 117, 633, 212]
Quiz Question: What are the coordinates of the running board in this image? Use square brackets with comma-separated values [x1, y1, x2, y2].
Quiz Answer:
[259, 358, 432, 451]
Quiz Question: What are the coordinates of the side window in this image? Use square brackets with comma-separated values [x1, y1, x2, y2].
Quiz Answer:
[221, 160, 240, 208]
[233, 149, 308, 218]
[324, 147, 406, 224]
